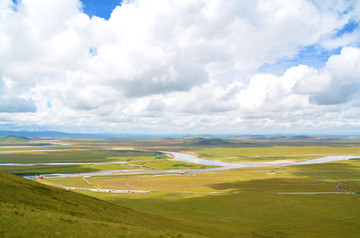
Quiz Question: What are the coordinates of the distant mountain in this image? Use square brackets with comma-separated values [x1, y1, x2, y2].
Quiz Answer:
[0, 130, 118, 138]
[249, 135, 315, 140]
[0, 130, 76, 138]
[184, 137, 233, 146]
[0, 130, 199, 138]
[0, 135, 31, 143]
[288, 135, 313, 140]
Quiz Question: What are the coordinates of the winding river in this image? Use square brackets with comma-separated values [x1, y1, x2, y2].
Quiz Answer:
[166, 152, 360, 168]
[1, 150, 359, 179]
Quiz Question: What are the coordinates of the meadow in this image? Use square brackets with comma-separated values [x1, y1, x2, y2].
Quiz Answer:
[0, 150, 166, 163]
[0, 171, 203, 238]
[1, 136, 360, 237]
[193, 146, 360, 162]
[0, 149, 212, 175]
[43, 158, 360, 237]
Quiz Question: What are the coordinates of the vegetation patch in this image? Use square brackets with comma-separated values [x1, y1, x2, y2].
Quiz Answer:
[0, 170, 208, 237]
[183, 137, 233, 146]
[194, 146, 360, 162]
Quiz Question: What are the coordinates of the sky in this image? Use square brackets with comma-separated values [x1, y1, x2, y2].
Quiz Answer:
[1, 0, 360, 135]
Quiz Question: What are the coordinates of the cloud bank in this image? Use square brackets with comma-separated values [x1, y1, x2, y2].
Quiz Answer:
[0, 0, 360, 134]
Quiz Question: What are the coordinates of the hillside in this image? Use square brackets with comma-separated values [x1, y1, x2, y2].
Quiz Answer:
[184, 137, 233, 146]
[0, 171, 202, 237]
[0, 135, 30, 143]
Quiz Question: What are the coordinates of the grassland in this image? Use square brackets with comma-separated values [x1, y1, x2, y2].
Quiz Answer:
[47, 158, 360, 193]
[193, 146, 360, 162]
[0, 149, 212, 175]
[0, 170, 208, 237]
[0, 164, 101, 176]
[0, 135, 30, 143]
[1, 160, 213, 176]
[0, 150, 165, 163]
[2, 136, 360, 237]
[50, 159, 360, 237]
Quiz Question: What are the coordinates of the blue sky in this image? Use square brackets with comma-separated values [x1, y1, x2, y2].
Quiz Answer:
[81, 0, 122, 20]
[258, 19, 360, 75]
[257, 45, 342, 75]
[1, 0, 360, 134]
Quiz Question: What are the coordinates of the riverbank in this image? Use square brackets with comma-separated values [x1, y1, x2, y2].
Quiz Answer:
[17, 150, 360, 179]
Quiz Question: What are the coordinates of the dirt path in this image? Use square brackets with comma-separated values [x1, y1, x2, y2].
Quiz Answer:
[60, 185, 150, 194]
[297, 172, 355, 194]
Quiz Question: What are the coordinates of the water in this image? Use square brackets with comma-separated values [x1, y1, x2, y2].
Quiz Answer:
[18, 151, 360, 179]
[164, 151, 360, 168]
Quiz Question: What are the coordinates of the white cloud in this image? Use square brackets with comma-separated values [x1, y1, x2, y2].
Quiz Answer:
[0, 0, 359, 133]
[302, 47, 360, 105]
[0, 77, 36, 113]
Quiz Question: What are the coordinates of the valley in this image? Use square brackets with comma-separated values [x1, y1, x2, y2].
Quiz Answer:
[1, 136, 360, 237]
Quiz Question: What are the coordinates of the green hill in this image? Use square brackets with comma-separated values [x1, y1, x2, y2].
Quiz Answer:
[0, 171, 201, 237]
[184, 137, 232, 146]
[0, 135, 30, 143]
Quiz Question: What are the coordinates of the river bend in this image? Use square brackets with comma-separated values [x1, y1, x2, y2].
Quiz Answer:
[0, 150, 357, 179]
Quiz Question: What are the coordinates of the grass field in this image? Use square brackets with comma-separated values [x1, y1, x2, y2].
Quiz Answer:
[47, 158, 360, 193]
[0, 150, 165, 163]
[2, 137, 360, 237]
[1, 160, 213, 176]
[0, 171, 206, 237]
[0, 149, 213, 175]
[193, 146, 360, 162]
[0, 164, 101, 176]
[59, 159, 360, 237]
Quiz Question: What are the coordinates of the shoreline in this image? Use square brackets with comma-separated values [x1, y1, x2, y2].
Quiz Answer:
[180, 151, 360, 165]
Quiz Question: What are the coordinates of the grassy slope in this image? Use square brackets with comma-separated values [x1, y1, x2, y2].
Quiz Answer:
[115, 192, 360, 238]
[183, 137, 232, 146]
[3, 140, 360, 237]
[0, 136, 29, 143]
[0, 171, 208, 238]
[77, 160, 360, 238]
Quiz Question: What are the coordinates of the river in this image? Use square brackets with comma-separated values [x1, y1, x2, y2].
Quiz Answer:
[3, 150, 357, 179]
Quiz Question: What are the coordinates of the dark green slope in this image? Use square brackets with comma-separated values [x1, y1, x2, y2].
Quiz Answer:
[184, 137, 232, 146]
[0, 135, 30, 144]
[0, 171, 202, 238]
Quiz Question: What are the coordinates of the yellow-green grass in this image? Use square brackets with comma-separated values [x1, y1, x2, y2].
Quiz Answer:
[45, 176, 96, 189]
[45, 158, 360, 194]
[25, 155, 360, 237]
[124, 159, 214, 170]
[3, 140, 360, 237]
[79, 159, 212, 171]
[113, 192, 360, 237]
[0, 164, 101, 176]
[0, 170, 217, 237]
[0, 150, 176, 175]
[0, 150, 165, 163]
[0, 146, 69, 152]
[1, 159, 213, 176]
[61, 159, 360, 237]
[194, 146, 360, 162]
[49, 159, 358, 194]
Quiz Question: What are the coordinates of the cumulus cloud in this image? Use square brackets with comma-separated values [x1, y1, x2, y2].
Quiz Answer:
[0, 77, 37, 113]
[0, 96, 36, 113]
[0, 0, 360, 133]
[295, 47, 360, 105]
